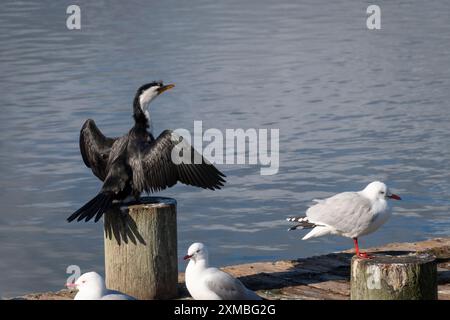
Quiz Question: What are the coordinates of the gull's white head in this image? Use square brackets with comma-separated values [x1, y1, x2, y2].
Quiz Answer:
[184, 242, 208, 263]
[135, 81, 175, 114]
[361, 181, 401, 201]
[67, 271, 107, 299]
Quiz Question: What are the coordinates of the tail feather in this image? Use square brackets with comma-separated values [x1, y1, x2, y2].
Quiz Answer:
[76, 194, 105, 222]
[94, 195, 112, 222]
[66, 197, 97, 223]
[286, 216, 317, 231]
[67, 193, 113, 223]
[302, 226, 332, 240]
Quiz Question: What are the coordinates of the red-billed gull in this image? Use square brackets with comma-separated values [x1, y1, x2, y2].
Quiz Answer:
[66, 271, 137, 300]
[287, 181, 401, 259]
[184, 243, 262, 300]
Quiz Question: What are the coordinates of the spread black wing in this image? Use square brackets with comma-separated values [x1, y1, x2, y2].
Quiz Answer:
[131, 130, 226, 193]
[79, 119, 118, 181]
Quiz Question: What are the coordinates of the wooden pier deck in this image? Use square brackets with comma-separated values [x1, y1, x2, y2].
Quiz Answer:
[13, 237, 450, 300]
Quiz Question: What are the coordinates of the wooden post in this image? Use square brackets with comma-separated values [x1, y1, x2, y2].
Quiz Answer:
[103, 196, 177, 300]
[350, 253, 437, 300]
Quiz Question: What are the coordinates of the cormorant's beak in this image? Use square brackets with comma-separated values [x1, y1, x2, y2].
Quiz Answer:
[387, 193, 401, 200]
[183, 254, 192, 260]
[157, 84, 175, 95]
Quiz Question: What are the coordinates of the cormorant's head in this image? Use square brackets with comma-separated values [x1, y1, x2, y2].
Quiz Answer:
[135, 81, 175, 110]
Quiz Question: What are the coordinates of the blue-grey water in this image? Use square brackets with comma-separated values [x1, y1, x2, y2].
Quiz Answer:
[0, 0, 449, 297]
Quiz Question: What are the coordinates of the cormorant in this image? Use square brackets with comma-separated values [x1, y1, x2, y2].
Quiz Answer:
[67, 81, 226, 223]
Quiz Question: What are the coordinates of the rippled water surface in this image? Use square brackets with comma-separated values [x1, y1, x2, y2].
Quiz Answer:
[0, 1, 449, 297]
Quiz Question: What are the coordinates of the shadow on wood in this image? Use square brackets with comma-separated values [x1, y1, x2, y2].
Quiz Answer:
[178, 250, 436, 300]
[104, 203, 146, 245]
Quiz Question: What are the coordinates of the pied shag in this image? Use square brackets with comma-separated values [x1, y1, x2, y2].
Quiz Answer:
[67, 81, 226, 223]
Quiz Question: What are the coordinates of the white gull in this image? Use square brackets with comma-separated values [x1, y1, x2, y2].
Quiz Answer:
[287, 181, 401, 258]
[184, 243, 262, 300]
[67, 271, 137, 300]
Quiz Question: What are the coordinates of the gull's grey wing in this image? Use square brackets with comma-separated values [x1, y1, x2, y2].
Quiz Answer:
[306, 192, 373, 234]
[101, 290, 137, 300]
[130, 130, 226, 194]
[204, 268, 261, 300]
[79, 119, 118, 181]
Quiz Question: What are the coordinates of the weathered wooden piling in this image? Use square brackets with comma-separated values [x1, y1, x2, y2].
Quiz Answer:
[103, 197, 177, 300]
[350, 253, 437, 300]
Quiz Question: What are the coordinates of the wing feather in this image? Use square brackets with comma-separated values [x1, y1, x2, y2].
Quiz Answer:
[306, 192, 373, 234]
[204, 268, 260, 300]
[79, 119, 117, 181]
[133, 130, 226, 193]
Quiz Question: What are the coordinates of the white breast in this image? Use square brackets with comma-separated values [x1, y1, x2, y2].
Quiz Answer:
[185, 262, 218, 300]
[360, 199, 391, 236]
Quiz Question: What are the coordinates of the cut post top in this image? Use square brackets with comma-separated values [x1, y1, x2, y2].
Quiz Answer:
[118, 196, 177, 210]
[352, 252, 436, 265]
[350, 251, 438, 300]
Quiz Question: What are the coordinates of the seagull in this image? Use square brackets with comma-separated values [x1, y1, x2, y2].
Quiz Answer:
[184, 243, 263, 300]
[287, 181, 401, 259]
[67, 81, 226, 223]
[66, 271, 137, 300]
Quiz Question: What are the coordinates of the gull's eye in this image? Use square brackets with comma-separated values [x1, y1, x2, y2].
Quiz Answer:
[196, 249, 200, 253]
[82, 280, 86, 283]
[380, 191, 385, 194]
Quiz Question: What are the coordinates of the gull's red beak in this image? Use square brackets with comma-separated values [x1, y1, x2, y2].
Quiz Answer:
[388, 193, 401, 200]
[66, 283, 77, 288]
[183, 254, 192, 260]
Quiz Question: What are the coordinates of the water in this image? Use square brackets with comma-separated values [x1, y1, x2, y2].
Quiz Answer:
[0, 0, 449, 297]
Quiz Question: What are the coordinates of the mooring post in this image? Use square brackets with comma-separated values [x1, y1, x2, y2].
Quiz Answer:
[350, 253, 437, 300]
[103, 197, 177, 300]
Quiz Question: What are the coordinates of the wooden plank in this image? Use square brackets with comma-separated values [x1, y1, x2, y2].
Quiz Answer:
[12, 237, 450, 300]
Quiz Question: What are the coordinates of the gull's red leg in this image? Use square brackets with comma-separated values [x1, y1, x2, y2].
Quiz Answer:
[353, 238, 372, 259]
